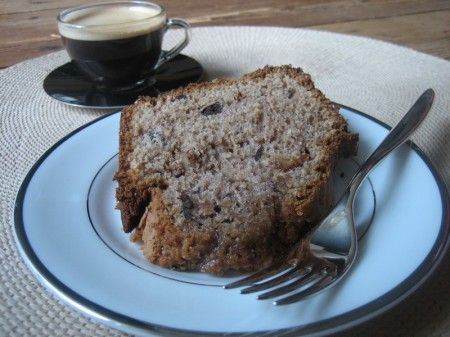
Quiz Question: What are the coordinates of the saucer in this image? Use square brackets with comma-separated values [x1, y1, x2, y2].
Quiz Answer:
[43, 54, 203, 109]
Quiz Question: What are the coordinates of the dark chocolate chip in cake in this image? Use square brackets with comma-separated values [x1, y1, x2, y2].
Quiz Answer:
[201, 102, 223, 116]
[255, 145, 264, 161]
[180, 192, 194, 219]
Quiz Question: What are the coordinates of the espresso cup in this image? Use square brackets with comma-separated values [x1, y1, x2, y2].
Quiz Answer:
[57, 1, 190, 89]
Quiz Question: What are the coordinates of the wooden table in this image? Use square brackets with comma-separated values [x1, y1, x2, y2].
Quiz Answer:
[1, 0, 449, 69]
[1, 2, 449, 337]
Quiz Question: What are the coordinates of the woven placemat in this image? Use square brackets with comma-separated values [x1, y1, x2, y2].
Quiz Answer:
[1, 26, 449, 337]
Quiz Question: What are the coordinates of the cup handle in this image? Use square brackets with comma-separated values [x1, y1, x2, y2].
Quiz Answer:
[155, 18, 190, 69]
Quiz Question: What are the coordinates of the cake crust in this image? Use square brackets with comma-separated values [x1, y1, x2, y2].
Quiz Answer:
[115, 65, 358, 274]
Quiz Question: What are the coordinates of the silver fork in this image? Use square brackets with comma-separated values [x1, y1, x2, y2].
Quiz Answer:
[224, 89, 435, 305]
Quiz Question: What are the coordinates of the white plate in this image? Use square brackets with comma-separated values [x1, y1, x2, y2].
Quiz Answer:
[14, 107, 450, 337]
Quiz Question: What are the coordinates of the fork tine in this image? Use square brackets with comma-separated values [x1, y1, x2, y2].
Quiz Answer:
[241, 263, 312, 294]
[223, 261, 291, 289]
[257, 268, 317, 300]
[274, 273, 336, 305]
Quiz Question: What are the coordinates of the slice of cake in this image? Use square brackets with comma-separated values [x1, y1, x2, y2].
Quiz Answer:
[114, 66, 358, 274]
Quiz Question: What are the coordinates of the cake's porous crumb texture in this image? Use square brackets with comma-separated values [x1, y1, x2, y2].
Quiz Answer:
[115, 65, 358, 274]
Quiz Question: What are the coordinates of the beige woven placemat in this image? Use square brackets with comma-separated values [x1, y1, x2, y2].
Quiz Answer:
[1, 26, 449, 337]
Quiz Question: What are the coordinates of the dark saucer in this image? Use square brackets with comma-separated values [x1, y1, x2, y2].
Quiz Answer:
[43, 54, 203, 109]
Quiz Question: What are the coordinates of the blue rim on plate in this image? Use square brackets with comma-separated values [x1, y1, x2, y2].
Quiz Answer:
[13, 106, 450, 336]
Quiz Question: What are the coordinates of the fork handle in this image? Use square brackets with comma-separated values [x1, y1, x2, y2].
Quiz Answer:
[348, 89, 435, 199]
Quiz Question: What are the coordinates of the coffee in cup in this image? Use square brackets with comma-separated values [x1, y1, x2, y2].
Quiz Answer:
[57, 1, 190, 89]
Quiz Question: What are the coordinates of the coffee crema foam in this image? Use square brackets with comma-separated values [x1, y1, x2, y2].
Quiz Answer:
[58, 5, 166, 41]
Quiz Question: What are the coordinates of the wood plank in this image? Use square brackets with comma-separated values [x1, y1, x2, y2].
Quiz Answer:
[2, 0, 449, 18]
[2, 0, 449, 24]
[0, 0, 85, 15]
[312, 10, 450, 60]
[0, 41, 63, 68]
[0, 0, 319, 15]
[184, 0, 450, 26]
